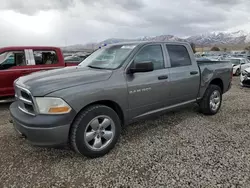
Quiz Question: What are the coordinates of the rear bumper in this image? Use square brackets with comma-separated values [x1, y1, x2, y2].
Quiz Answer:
[10, 101, 76, 146]
[227, 82, 232, 91]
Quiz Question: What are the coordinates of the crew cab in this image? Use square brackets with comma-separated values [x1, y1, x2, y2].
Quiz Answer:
[0, 46, 80, 98]
[10, 42, 232, 158]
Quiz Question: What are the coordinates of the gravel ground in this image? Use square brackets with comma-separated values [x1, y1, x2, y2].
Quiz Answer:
[0, 77, 250, 188]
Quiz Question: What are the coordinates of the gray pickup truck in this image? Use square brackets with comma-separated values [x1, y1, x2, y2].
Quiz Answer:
[10, 41, 232, 158]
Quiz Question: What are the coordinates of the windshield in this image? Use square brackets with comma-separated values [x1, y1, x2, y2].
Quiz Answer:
[64, 56, 80, 61]
[79, 44, 137, 69]
[228, 59, 240, 65]
[0, 52, 14, 65]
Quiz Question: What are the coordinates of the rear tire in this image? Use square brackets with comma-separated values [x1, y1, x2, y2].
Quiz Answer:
[69, 105, 121, 158]
[199, 84, 222, 115]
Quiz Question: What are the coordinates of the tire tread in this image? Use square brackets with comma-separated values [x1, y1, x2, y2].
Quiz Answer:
[69, 105, 121, 158]
[199, 84, 222, 115]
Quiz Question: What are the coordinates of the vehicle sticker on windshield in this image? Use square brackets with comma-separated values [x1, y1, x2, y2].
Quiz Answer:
[121, 45, 136, 49]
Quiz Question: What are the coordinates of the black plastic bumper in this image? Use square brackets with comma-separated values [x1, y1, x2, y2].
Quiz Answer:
[241, 80, 250, 87]
[9, 101, 76, 146]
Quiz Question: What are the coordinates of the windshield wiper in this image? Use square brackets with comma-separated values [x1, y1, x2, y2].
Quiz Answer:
[87, 65, 105, 69]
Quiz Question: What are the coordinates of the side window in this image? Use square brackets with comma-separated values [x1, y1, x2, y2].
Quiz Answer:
[134, 45, 164, 70]
[166, 45, 192, 67]
[0, 51, 26, 70]
[32, 50, 58, 65]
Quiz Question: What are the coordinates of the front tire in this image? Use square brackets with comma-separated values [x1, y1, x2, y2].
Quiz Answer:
[70, 105, 121, 158]
[199, 84, 222, 115]
[235, 69, 240, 76]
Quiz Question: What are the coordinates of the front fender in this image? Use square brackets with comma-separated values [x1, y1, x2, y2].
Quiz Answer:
[46, 80, 129, 122]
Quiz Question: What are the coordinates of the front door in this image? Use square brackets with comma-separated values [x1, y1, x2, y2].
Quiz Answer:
[126, 44, 170, 119]
[0, 50, 29, 97]
[165, 44, 200, 105]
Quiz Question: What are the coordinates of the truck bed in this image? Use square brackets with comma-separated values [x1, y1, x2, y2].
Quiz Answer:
[197, 60, 232, 98]
[197, 60, 230, 64]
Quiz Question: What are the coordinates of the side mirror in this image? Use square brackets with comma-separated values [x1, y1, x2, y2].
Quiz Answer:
[128, 61, 154, 74]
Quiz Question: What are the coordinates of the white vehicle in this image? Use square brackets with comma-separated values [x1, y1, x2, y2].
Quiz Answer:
[225, 58, 250, 76]
[240, 67, 250, 87]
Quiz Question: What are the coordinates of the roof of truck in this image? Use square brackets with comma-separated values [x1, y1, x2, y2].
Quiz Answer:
[103, 41, 191, 47]
[0, 46, 61, 51]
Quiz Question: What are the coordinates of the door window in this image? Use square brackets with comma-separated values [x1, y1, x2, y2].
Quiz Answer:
[166, 45, 192, 67]
[32, 50, 58, 65]
[134, 45, 164, 70]
[0, 51, 26, 70]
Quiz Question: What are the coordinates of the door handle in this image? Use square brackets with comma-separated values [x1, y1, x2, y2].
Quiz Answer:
[158, 75, 168, 80]
[190, 71, 198, 75]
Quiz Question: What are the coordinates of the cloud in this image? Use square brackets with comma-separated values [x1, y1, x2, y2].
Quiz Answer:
[0, 0, 250, 47]
[81, 0, 145, 10]
[204, 0, 243, 5]
[0, 0, 74, 15]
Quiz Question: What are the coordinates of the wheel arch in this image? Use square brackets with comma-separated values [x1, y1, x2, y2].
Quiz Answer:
[70, 100, 125, 128]
[209, 78, 224, 93]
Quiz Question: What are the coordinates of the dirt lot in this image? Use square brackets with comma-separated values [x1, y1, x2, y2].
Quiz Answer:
[0, 77, 250, 188]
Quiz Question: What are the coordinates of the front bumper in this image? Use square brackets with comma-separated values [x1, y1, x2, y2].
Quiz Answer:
[240, 74, 250, 87]
[10, 101, 76, 146]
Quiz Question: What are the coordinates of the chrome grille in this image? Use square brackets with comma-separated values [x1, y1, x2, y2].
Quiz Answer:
[15, 85, 36, 116]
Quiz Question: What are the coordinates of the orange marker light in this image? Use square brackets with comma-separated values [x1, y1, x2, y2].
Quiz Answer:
[48, 106, 70, 113]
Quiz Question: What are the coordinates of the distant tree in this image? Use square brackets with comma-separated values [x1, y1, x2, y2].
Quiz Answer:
[245, 46, 250, 51]
[190, 43, 196, 53]
[223, 48, 227, 52]
[210, 46, 220, 51]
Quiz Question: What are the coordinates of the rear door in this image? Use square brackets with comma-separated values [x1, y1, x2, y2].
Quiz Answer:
[165, 44, 200, 105]
[0, 50, 30, 97]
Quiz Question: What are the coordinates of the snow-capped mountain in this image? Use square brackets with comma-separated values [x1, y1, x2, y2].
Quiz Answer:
[62, 30, 250, 51]
[186, 30, 250, 45]
[100, 35, 186, 45]
[98, 30, 250, 46]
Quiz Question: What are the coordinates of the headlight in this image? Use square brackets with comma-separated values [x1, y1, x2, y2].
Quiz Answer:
[242, 70, 248, 76]
[35, 97, 72, 114]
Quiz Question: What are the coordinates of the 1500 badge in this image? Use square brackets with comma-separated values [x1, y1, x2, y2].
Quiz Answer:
[129, 87, 152, 94]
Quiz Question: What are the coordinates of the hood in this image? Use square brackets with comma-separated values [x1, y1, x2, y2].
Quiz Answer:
[15, 66, 113, 96]
[232, 64, 240, 69]
[244, 67, 250, 73]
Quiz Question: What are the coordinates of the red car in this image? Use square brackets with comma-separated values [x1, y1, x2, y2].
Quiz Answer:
[0, 46, 80, 98]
